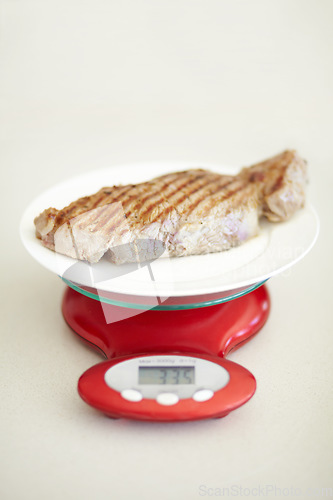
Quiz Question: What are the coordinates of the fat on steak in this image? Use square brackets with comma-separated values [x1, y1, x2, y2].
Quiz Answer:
[34, 150, 307, 264]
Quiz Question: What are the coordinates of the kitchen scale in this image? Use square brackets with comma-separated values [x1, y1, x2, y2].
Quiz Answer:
[20, 162, 319, 422]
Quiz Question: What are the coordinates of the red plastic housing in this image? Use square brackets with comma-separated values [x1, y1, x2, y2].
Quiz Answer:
[78, 353, 257, 422]
[62, 285, 270, 421]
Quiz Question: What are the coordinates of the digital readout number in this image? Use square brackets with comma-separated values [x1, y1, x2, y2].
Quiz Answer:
[139, 366, 195, 385]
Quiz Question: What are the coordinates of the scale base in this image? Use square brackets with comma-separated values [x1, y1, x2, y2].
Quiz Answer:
[62, 285, 270, 421]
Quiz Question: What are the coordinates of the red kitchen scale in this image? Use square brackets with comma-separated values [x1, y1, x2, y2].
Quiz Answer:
[62, 278, 270, 421]
[20, 162, 319, 422]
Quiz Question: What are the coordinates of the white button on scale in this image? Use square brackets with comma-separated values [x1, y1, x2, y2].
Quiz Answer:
[156, 393, 179, 406]
[121, 389, 143, 402]
[192, 389, 214, 402]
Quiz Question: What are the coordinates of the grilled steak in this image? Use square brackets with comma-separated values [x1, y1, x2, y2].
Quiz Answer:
[34, 150, 307, 264]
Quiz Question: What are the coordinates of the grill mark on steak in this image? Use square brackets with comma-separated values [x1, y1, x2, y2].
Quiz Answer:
[149, 173, 226, 221]
[83, 203, 125, 232]
[115, 182, 161, 212]
[86, 185, 136, 213]
[91, 194, 108, 209]
[176, 177, 238, 218]
[269, 163, 289, 194]
[137, 172, 209, 222]
[179, 178, 245, 219]
[104, 185, 134, 203]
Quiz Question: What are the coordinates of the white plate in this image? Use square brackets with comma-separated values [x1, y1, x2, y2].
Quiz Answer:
[20, 162, 319, 297]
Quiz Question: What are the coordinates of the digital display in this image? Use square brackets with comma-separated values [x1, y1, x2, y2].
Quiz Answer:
[139, 366, 195, 385]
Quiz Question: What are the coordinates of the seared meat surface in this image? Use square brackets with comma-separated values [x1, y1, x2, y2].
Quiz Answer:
[34, 150, 307, 264]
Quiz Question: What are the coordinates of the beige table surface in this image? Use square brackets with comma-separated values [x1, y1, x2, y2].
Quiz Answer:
[1, 1, 332, 499]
